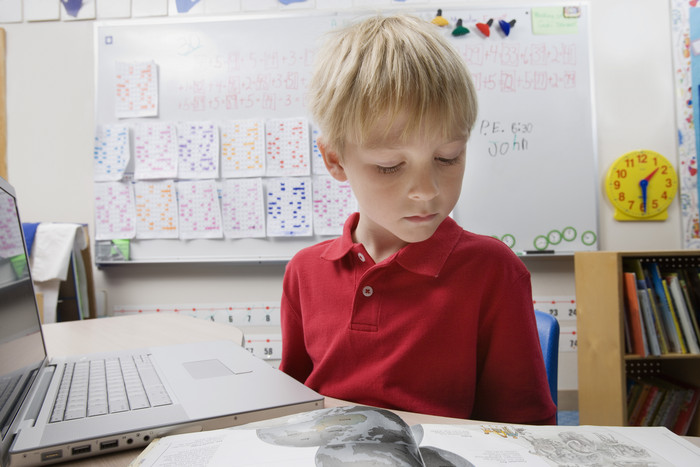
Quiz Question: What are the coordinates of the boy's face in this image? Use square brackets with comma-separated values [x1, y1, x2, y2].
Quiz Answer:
[323, 114, 467, 257]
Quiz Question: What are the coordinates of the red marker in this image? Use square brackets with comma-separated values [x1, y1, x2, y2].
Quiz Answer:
[476, 18, 493, 37]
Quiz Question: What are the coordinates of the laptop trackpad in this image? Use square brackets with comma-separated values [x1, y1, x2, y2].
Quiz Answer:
[183, 359, 236, 379]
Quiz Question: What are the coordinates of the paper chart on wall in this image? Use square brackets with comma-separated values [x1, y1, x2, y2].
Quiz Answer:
[312, 176, 356, 236]
[221, 178, 266, 239]
[177, 180, 223, 239]
[265, 117, 310, 177]
[220, 119, 266, 178]
[176, 121, 220, 179]
[134, 180, 179, 239]
[133, 122, 178, 180]
[93, 124, 130, 181]
[94, 181, 136, 240]
[310, 126, 325, 175]
[114, 60, 158, 118]
[671, 1, 700, 248]
[266, 177, 312, 237]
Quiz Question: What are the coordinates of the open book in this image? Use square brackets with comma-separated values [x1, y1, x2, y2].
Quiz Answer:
[130, 405, 700, 466]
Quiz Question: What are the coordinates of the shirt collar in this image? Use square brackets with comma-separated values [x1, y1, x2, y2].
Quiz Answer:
[321, 213, 462, 277]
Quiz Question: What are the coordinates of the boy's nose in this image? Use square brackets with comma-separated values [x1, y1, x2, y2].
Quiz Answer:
[408, 168, 439, 200]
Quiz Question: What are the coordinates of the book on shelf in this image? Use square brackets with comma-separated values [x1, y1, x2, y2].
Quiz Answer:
[130, 405, 700, 466]
[623, 259, 700, 355]
[678, 271, 700, 346]
[623, 272, 648, 356]
[666, 274, 700, 354]
[647, 262, 687, 353]
[627, 375, 700, 435]
[623, 260, 668, 355]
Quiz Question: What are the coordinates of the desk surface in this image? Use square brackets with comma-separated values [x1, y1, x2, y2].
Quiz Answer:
[39, 314, 470, 467]
[39, 314, 700, 466]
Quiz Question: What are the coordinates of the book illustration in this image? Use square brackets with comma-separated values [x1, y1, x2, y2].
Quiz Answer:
[131, 405, 700, 466]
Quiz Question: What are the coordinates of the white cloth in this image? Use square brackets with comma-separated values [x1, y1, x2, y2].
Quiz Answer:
[29, 223, 86, 282]
[29, 223, 87, 323]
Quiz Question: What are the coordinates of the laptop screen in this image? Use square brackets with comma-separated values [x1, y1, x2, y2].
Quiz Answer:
[0, 177, 46, 447]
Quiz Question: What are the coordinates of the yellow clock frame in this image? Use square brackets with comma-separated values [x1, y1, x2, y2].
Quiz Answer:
[605, 150, 678, 221]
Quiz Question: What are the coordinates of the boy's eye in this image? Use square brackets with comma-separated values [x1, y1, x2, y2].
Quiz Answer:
[435, 156, 460, 166]
[376, 164, 402, 174]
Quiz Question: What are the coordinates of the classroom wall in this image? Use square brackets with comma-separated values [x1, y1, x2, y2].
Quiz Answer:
[2, 0, 682, 397]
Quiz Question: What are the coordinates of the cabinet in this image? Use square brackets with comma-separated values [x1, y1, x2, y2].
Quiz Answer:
[574, 251, 700, 436]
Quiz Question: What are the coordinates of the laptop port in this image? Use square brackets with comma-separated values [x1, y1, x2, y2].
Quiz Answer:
[100, 440, 119, 450]
[40, 450, 62, 461]
[71, 445, 91, 455]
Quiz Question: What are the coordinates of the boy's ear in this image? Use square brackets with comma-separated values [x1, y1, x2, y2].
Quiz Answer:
[318, 140, 348, 182]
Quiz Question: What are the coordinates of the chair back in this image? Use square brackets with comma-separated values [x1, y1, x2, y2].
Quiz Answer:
[534, 310, 559, 407]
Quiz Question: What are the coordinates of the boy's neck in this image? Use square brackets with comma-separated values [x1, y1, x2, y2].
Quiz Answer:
[352, 219, 408, 264]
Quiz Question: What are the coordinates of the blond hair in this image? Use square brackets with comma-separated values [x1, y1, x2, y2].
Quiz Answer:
[307, 14, 478, 154]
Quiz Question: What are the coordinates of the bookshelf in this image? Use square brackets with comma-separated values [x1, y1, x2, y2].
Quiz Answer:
[575, 251, 700, 436]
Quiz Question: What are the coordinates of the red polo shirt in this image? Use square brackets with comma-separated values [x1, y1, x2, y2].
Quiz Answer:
[280, 213, 556, 424]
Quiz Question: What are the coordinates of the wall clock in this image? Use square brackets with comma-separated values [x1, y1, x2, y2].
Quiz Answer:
[605, 149, 678, 221]
[604, 150, 678, 221]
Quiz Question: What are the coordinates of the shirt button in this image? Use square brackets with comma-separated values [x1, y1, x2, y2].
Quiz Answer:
[362, 286, 373, 297]
[358, 252, 366, 262]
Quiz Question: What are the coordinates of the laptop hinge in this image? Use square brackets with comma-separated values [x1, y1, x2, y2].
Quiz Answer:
[18, 365, 56, 429]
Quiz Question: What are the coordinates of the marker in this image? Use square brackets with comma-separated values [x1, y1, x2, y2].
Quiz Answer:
[524, 250, 555, 255]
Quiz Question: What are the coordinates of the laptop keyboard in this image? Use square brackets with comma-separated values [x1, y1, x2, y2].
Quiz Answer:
[49, 354, 172, 423]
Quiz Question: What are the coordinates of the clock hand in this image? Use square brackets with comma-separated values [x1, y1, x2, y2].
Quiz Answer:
[640, 179, 649, 213]
[638, 168, 658, 213]
[643, 167, 659, 182]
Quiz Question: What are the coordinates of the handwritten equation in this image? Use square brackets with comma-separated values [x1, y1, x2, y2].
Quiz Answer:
[174, 48, 313, 114]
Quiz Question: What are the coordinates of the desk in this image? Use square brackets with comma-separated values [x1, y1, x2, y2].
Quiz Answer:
[40, 314, 700, 466]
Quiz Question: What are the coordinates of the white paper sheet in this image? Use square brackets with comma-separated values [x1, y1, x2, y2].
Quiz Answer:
[265, 177, 312, 237]
[94, 181, 136, 240]
[265, 117, 310, 177]
[176, 180, 223, 239]
[221, 178, 265, 239]
[220, 119, 266, 178]
[134, 180, 179, 239]
[94, 124, 130, 181]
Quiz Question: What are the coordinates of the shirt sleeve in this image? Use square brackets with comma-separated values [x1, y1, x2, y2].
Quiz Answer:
[278, 260, 314, 384]
[471, 269, 557, 425]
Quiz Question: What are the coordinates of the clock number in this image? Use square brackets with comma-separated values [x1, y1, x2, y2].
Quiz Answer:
[651, 199, 659, 210]
[618, 192, 625, 201]
[628, 200, 636, 210]
[665, 178, 673, 188]
[625, 158, 635, 168]
[616, 169, 627, 178]
[613, 180, 621, 190]
[637, 153, 647, 164]
[661, 191, 668, 200]
[660, 165, 668, 175]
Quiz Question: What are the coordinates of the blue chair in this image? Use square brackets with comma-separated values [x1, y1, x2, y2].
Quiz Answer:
[534, 310, 559, 408]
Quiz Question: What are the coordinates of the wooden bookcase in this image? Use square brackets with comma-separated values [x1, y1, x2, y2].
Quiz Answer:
[575, 251, 700, 436]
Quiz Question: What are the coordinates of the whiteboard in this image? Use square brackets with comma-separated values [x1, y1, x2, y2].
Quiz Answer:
[93, 5, 597, 264]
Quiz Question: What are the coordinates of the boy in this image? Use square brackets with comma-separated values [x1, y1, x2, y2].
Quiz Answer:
[279, 14, 556, 425]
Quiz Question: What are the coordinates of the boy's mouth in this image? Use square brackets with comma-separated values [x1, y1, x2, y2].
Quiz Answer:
[404, 213, 437, 223]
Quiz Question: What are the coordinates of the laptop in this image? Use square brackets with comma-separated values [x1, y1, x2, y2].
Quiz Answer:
[0, 176, 323, 466]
